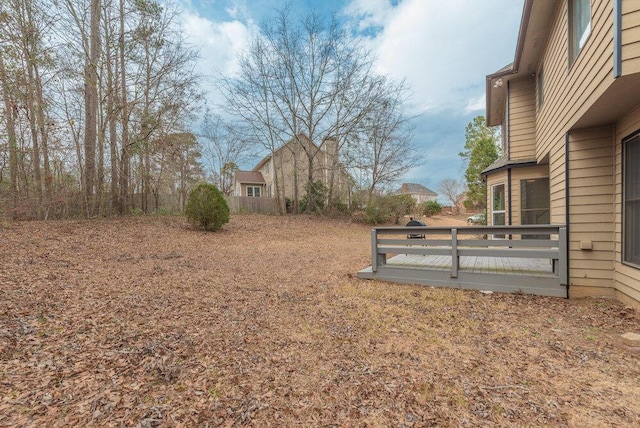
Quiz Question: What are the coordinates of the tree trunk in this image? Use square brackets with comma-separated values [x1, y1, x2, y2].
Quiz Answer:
[106, 38, 119, 212]
[118, 0, 129, 215]
[25, 62, 43, 218]
[306, 151, 315, 213]
[0, 53, 19, 219]
[270, 157, 283, 215]
[84, 0, 101, 217]
[32, 63, 53, 219]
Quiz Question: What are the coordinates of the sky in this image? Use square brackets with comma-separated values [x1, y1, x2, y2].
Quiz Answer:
[179, 0, 525, 192]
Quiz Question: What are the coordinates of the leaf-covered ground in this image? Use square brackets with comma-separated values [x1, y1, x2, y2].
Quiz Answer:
[1, 215, 639, 426]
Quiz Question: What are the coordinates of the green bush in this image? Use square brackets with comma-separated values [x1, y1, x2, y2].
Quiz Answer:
[184, 183, 230, 231]
[327, 198, 350, 215]
[422, 200, 443, 217]
[383, 194, 416, 224]
[364, 201, 386, 225]
[362, 194, 416, 225]
[300, 180, 328, 213]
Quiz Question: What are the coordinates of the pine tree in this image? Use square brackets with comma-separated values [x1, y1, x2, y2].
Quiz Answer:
[459, 116, 501, 210]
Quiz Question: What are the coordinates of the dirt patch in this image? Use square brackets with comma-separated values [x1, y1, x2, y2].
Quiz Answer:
[1, 215, 639, 426]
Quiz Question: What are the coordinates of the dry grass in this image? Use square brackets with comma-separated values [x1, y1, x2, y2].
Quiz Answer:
[1, 214, 639, 426]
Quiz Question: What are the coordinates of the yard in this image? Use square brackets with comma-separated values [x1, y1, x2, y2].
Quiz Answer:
[1, 215, 639, 426]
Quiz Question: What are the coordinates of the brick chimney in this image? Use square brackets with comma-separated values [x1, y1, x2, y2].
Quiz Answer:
[401, 183, 408, 194]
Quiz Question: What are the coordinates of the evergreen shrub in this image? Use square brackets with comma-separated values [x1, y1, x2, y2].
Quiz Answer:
[185, 183, 230, 231]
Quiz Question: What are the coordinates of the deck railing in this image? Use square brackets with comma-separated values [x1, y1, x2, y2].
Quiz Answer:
[371, 224, 567, 285]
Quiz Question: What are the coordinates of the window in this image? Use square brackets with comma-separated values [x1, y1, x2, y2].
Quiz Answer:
[570, 0, 591, 63]
[492, 184, 506, 226]
[537, 67, 544, 109]
[624, 133, 640, 266]
[492, 184, 506, 238]
[246, 186, 261, 197]
[521, 178, 550, 239]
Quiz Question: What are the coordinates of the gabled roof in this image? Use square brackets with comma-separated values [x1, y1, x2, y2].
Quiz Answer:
[252, 134, 316, 172]
[235, 171, 265, 184]
[252, 155, 271, 172]
[398, 183, 438, 196]
[252, 134, 345, 174]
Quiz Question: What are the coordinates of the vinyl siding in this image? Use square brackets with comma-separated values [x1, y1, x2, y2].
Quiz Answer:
[508, 78, 536, 160]
[536, 0, 614, 227]
[622, 0, 640, 74]
[567, 126, 616, 296]
[549, 140, 567, 225]
[614, 105, 640, 305]
[536, 0, 614, 156]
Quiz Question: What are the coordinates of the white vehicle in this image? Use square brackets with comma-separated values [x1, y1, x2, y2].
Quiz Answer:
[467, 213, 486, 225]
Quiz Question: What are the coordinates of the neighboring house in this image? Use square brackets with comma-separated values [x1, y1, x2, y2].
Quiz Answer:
[396, 183, 438, 205]
[234, 134, 352, 206]
[483, 0, 640, 307]
[233, 171, 266, 197]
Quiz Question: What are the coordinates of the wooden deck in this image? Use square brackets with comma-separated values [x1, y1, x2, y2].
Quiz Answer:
[382, 254, 555, 276]
[357, 225, 568, 297]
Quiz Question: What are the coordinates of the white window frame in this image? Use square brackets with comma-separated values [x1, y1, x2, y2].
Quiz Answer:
[491, 183, 506, 239]
[570, 0, 591, 64]
[623, 132, 640, 267]
[246, 186, 261, 197]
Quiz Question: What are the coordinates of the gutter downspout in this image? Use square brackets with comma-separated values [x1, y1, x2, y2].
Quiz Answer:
[564, 132, 571, 298]
[507, 80, 512, 233]
[508, 169, 513, 226]
[614, 0, 622, 78]
[506, 80, 511, 160]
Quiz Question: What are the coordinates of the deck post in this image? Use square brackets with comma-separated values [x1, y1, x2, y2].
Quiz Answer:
[371, 229, 386, 272]
[371, 229, 378, 272]
[451, 228, 458, 278]
[558, 226, 568, 285]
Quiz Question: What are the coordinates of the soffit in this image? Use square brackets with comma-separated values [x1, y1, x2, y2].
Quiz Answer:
[573, 74, 640, 129]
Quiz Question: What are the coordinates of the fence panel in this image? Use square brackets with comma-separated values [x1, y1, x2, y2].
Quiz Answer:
[225, 196, 279, 215]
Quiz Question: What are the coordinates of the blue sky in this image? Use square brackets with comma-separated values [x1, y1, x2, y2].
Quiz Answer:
[179, 0, 524, 191]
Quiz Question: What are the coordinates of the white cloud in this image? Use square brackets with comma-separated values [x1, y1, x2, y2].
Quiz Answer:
[344, 0, 522, 115]
[225, 0, 249, 20]
[465, 94, 486, 112]
[180, 12, 255, 77]
[343, 0, 395, 31]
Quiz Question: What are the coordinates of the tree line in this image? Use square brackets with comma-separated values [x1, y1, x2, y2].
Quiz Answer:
[0, 0, 201, 219]
[0, 1, 496, 220]
[212, 7, 421, 214]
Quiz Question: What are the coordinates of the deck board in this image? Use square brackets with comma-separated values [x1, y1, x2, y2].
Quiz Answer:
[383, 254, 555, 277]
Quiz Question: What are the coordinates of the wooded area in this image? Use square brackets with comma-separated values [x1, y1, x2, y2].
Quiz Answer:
[0, 0, 424, 220]
[0, 0, 202, 219]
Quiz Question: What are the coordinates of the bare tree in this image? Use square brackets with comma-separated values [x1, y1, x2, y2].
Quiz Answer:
[222, 7, 382, 213]
[346, 78, 422, 203]
[199, 111, 254, 195]
[0, 0, 206, 219]
[0, 0, 58, 218]
[438, 178, 466, 214]
[83, 0, 101, 216]
[0, 52, 19, 218]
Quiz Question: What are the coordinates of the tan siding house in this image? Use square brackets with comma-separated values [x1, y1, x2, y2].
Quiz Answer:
[484, 0, 640, 308]
[234, 134, 352, 208]
[396, 183, 438, 205]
